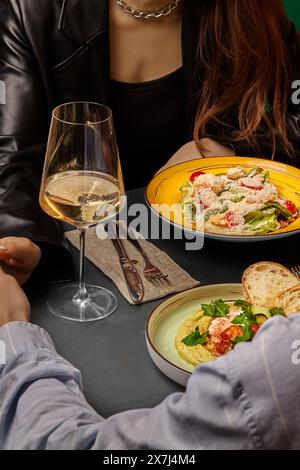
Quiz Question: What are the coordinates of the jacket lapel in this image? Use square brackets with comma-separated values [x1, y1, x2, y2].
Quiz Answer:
[58, 0, 109, 45]
[53, 0, 110, 105]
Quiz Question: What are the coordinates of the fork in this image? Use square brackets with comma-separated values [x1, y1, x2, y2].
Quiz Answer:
[126, 227, 168, 282]
[291, 265, 300, 279]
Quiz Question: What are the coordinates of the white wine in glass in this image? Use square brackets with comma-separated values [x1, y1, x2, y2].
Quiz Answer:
[40, 102, 125, 322]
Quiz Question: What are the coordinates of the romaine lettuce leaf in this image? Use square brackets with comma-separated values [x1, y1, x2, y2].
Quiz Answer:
[244, 208, 275, 224]
[245, 212, 279, 234]
[182, 201, 195, 221]
[204, 206, 228, 221]
[247, 167, 270, 182]
[263, 201, 293, 219]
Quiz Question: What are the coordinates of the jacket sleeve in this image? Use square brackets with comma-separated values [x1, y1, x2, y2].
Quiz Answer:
[1, 316, 300, 450]
[0, 0, 73, 282]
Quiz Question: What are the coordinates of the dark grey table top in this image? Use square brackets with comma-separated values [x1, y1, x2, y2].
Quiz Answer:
[27, 188, 300, 418]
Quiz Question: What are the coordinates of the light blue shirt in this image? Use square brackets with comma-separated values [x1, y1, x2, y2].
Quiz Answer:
[0, 315, 300, 450]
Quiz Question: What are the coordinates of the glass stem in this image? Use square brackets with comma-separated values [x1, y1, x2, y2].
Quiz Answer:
[73, 227, 90, 306]
[79, 227, 86, 294]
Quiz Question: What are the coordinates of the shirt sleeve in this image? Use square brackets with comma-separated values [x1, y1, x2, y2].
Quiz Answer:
[1, 317, 300, 450]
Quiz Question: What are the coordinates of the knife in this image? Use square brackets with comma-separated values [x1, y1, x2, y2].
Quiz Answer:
[110, 226, 144, 304]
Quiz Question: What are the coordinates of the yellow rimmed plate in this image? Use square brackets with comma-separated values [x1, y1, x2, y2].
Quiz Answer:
[145, 156, 300, 242]
[145, 283, 244, 387]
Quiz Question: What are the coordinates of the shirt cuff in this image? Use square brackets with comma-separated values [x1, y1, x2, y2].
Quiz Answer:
[0, 322, 56, 367]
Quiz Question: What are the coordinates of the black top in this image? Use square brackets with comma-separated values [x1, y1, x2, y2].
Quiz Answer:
[111, 68, 189, 189]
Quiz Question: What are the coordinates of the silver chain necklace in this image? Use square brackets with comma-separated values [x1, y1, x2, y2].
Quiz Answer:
[115, 0, 181, 19]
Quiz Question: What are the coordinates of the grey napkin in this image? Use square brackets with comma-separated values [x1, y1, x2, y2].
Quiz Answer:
[65, 227, 200, 305]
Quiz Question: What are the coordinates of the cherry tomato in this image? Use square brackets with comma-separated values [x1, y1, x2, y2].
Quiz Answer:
[215, 339, 232, 355]
[241, 182, 264, 190]
[225, 211, 236, 227]
[189, 171, 205, 182]
[224, 211, 244, 227]
[284, 200, 297, 215]
[222, 325, 243, 340]
[251, 324, 260, 334]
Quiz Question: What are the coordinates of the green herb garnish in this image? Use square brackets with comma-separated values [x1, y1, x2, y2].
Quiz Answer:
[232, 300, 258, 343]
[201, 299, 230, 318]
[234, 299, 252, 310]
[269, 307, 286, 317]
[234, 299, 257, 323]
[181, 327, 209, 347]
[233, 324, 255, 344]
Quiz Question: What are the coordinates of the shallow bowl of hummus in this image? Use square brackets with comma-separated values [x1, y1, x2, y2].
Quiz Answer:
[145, 283, 244, 387]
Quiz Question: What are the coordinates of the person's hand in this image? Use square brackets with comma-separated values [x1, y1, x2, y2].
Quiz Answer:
[0, 237, 41, 286]
[157, 138, 235, 173]
[0, 268, 30, 326]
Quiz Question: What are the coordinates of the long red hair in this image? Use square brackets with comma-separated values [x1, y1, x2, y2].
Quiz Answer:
[194, 0, 294, 157]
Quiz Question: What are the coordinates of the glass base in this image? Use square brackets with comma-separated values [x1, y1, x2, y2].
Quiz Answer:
[47, 283, 118, 322]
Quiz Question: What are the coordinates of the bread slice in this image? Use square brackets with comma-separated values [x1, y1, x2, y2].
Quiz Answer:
[276, 285, 300, 316]
[242, 261, 300, 308]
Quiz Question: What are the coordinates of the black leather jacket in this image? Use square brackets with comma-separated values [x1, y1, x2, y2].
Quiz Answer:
[0, 0, 299, 281]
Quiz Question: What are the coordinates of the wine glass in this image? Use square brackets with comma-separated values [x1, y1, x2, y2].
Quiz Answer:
[40, 102, 125, 322]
